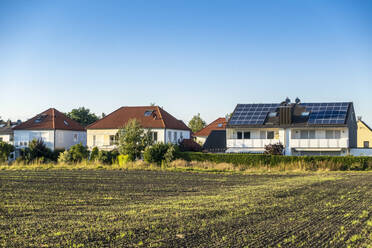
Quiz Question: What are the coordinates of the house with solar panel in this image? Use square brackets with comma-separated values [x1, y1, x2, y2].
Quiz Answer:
[226, 98, 357, 156]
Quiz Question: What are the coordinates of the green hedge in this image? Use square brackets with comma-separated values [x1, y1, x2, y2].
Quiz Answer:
[177, 152, 372, 171]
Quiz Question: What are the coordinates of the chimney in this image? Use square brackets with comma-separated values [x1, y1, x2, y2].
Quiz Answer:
[279, 98, 293, 125]
[279, 106, 292, 125]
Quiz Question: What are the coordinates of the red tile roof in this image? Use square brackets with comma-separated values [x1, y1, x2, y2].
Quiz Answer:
[193, 117, 227, 137]
[87, 106, 191, 131]
[13, 108, 85, 131]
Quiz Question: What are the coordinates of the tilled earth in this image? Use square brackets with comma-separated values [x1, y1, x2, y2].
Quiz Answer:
[0, 170, 371, 247]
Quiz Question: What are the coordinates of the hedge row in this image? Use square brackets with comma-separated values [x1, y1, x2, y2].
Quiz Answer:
[177, 152, 372, 171]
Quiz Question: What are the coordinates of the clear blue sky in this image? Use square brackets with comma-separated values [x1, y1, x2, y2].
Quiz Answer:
[1, 0, 371, 124]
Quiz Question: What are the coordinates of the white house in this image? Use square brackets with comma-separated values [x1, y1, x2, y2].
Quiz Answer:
[86, 106, 191, 150]
[226, 98, 357, 156]
[0, 120, 20, 144]
[13, 108, 86, 151]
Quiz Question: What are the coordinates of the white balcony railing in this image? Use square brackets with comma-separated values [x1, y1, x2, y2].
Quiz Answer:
[227, 139, 280, 148]
[290, 138, 348, 148]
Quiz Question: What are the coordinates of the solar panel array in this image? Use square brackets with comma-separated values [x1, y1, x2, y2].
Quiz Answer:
[301, 102, 349, 125]
[228, 102, 350, 126]
[229, 104, 280, 125]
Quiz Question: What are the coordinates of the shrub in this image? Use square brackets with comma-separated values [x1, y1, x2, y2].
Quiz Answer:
[0, 141, 14, 163]
[177, 152, 372, 171]
[90, 147, 99, 161]
[59, 143, 89, 164]
[19, 139, 54, 164]
[264, 143, 284, 155]
[58, 151, 72, 164]
[97, 149, 119, 164]
[144, 143, 170, 164]
[118, 154, 132, 166]
[164, 144, 179, 164]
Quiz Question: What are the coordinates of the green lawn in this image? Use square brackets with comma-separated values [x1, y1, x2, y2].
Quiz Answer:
[0, 170, 371, 247]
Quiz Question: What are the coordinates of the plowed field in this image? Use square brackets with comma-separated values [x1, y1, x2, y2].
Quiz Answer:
[0, 170, 371, 247]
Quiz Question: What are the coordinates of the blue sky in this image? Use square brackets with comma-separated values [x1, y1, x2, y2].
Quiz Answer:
[1, 0, 371, 124]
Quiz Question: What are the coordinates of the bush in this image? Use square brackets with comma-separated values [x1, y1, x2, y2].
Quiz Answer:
[144, 143, 169, 164]
[19, 139, 54, 164]
[118, 154, 132, 165]
[58, 143, 89, 164]
[90, 147, 99, 161]
[177, 152, 372, 171]
[58, 151, 72, 164]
[0, 141, 14, 163]
[97, 149, 119, 164]
[144, 143, 180, 165]
[264, 143, 284, 155]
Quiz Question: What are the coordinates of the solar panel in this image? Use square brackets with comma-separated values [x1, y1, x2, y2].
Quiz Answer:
[229, 104, 280, 125]
[301, 102, 349, 125]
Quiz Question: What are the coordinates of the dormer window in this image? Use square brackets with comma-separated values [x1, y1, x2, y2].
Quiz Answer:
[144, 110, 153, 116]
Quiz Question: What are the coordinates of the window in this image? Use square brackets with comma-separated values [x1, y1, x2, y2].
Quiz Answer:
[180, 133, 183, 140]
[109, 135, 118, 146]
[93, 135, 96, 146]
[309, 130, 316, 139]
[150, 132, 158, 142]
[364, 141, 369, 148]
[243, 132, 250, 139]
[334, 130, 341, 139]
[237, 132, 243, 139]
[326, 130, 334, 139]
[267, 131, 274, 139]
[260, 131, 266, 139]
[300, 130, 309, 139]
[168, 131, 172, 142]
[174, 132, 177, 142]
[144, 110, 153, 116]
[64, 120, 69, 126]
[0, 137, 2, 142]
[217, 123, 223, 127]
[73, 134, 78, 142]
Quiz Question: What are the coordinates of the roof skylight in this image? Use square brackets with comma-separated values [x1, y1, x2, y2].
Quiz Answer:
[64, 120, 69, 126]
[144, 110, 153, 116]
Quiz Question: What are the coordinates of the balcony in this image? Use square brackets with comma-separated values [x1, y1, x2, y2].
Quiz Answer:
[290, 138, 348, 148]
[227, 139, 280, 148]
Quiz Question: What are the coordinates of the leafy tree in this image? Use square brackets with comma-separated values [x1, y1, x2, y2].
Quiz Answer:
[264, 143, 284, 155]
[188, 113, 206, 133]
[118, 119, 153, 160]
[66, 107, 99, 126]
[0, 141, 14, 163]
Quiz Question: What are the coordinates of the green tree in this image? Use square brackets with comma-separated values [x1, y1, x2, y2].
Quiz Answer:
[188, 113, 206, 133]
[118, 119, 153, 160]
[0, 141, 14, 163]
[66, 107, 99, 126]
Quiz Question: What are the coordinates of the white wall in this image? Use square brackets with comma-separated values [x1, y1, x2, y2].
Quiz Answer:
[14, 130, 86, 151]
[0, 134, 13, 144]
[14, 130, 55, 150]
[165, 129, 191, 144]
[55, 130, 87, 150]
